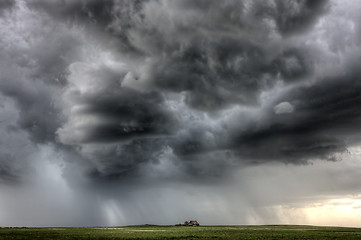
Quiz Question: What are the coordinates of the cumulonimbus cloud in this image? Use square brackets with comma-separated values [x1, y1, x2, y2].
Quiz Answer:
[2, 0, 361, 183]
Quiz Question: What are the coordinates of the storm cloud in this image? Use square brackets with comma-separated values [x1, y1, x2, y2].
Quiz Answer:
[1, 0, 361, 227]
[0, 0, 345, 181]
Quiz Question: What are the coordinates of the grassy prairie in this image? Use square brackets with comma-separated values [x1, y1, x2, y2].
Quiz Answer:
[1, 225, 361, 240]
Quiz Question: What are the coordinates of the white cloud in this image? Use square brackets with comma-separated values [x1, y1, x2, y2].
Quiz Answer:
[273, 101, 294, 114]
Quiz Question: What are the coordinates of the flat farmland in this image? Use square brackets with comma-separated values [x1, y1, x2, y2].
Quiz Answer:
[1, 225, 361, 240]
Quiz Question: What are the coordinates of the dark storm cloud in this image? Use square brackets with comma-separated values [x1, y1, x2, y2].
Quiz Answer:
[57, 79, 176, 178]
[0, 78, 62, 143]
[0, 0, 15, 15]
[281, 73, 361, 136]
[3, 0, 359, 182]
[0, 29, 79, 143]
[24, 0, 333, 178]
[27, 0, 148, 55]
[0, 95, 36, 184]
[0, 0, 84, 146]
[228, 64, 361, 164]
[5, 0, 361, 228]
[28, 0, 114, 26]
[58, 87, 174, 144]
[106, 0, 325, 110]
[0, 153, 20, 184]
[269, 0, 329, 35]
[56, 58, 176, 177]
[86, 138, 168, 179]
[148, 39, 313, 110]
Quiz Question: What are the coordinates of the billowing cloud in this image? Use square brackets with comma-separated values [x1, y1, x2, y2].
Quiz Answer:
[0, 0, 349, 179]
[1, 0, 361, 227]
[111, 0, 322, 110]
[0, 0, 355, 178]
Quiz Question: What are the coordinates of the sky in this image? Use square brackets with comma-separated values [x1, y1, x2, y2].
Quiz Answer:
[1, 0, 361, 227]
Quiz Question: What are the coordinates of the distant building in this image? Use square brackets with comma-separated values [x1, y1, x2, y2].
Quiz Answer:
[178, 220, 200, 226]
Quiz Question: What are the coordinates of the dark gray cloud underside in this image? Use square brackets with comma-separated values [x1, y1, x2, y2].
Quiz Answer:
[0, 153, 20, 184]
[232, 69, 361, 163]
[72, 88, 174, 143]
[3, 0, 361, 182]
[28, 0, 114, 25]
[0, 0, 14, 15]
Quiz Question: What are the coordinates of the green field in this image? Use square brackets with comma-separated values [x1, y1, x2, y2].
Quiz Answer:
[1, 225, 361, 240]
